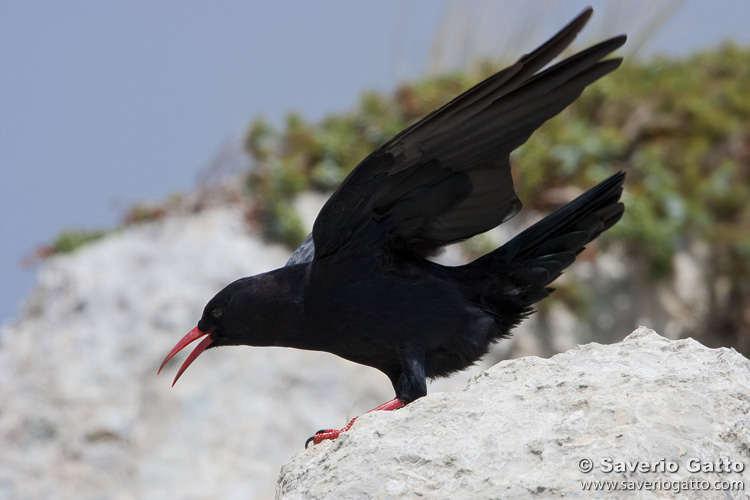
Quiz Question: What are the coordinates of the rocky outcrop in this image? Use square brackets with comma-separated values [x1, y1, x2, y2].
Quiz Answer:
[3, 203, 746, 500]
[277, 327, 750, 500]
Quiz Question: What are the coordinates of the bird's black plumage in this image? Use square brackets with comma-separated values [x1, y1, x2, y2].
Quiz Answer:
[160, 7, 627, 441]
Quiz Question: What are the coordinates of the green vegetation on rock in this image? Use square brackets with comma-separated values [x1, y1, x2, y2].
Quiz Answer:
[50, 229, 110, 254]
[244, 45, 750, 280]
[242, 45, 750, 348]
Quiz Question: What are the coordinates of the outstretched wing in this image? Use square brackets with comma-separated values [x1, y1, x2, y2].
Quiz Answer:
[310, 7, 626, 265]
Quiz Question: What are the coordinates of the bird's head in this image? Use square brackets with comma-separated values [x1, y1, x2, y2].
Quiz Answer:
[158, 278, 250, 386]
[158, 268, 302, 386]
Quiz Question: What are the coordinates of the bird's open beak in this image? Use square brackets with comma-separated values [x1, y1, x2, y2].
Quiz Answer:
[158, 326, 214, 386]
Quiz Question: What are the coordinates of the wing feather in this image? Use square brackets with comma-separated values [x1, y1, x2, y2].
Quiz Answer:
[308, 8, 625, 266]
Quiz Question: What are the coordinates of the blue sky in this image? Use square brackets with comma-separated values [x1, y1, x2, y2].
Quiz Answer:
[2, 0, 750, 324]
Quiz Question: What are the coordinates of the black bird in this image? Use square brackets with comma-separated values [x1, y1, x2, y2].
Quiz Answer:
[159, 7, 627, 446]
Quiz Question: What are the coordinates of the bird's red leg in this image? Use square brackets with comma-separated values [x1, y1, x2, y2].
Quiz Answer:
[306, 398, 405, 447]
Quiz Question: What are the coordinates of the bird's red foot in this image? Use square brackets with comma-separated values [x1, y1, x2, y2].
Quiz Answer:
[306, 418, 357, 447]
[305, 398, 405, 448]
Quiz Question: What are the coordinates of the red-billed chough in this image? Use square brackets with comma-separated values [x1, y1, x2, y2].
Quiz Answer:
[160, 7, 627, 447]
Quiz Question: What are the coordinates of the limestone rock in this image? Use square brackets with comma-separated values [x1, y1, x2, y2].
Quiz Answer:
[2, 202, 745, 499]
[277, 327, 750, 500]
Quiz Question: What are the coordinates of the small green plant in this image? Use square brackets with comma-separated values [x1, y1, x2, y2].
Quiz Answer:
[50, 229, 110, 254]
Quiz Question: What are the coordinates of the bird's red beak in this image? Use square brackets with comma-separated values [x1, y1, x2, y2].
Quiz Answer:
[158, 326, 214, 386]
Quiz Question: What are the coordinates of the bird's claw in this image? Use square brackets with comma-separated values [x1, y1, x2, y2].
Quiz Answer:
[305, 428, 339, 448]
[304, 401, 404, 448]
[305, 416, 359, 448]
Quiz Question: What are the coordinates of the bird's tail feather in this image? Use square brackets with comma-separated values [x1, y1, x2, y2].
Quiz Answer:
[465, 171, 625, 311]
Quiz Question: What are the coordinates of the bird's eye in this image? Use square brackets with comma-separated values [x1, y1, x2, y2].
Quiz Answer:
[211, 309, 223, 319]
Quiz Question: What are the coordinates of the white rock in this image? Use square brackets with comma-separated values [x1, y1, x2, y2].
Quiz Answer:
[277, 327, 750, 500]
[1, 202, 732, 500]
